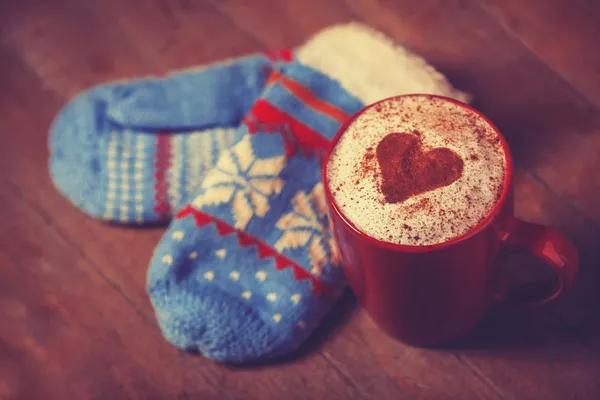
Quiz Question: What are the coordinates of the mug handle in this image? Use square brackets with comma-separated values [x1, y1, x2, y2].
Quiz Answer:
[494, 217, 579, 306]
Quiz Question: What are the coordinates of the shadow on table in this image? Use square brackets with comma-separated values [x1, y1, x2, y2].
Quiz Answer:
[443, 249, 600, 359]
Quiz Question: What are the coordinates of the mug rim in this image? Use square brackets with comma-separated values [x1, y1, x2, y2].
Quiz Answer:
[322, 93, 514, 253]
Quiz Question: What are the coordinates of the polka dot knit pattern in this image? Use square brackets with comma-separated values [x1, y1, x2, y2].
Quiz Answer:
[147, 23, 470, 364]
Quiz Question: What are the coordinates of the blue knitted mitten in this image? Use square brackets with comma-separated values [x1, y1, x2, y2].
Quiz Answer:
[147, 23, 470, 364]
[147, 64, 361, 364]
[49, 50, 293, 224]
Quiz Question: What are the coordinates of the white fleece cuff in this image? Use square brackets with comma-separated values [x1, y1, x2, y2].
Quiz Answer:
[296, 22, 471, 105]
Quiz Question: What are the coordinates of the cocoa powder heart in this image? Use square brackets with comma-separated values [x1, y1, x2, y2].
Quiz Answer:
[376, 132, 464, 203]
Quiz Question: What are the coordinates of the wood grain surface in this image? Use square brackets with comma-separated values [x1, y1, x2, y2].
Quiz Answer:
[2, 1, 600, 399]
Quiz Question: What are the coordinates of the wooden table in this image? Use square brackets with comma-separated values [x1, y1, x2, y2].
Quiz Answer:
[2, 1, 600, 399]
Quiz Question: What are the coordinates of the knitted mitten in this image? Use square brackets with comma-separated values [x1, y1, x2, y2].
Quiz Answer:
[147, 22, 470, 364]
[48, 50, 294, 224]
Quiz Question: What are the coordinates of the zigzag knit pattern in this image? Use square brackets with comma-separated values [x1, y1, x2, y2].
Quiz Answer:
[147, 60, 364, 363]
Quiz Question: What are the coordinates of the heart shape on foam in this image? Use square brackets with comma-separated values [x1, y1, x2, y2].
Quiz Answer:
[376, 132, 464, 203]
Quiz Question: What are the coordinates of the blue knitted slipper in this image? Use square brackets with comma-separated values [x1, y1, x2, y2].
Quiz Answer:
[49, 51, 293, 224]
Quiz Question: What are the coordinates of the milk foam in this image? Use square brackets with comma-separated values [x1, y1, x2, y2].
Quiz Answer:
[327, 95, 507, 246]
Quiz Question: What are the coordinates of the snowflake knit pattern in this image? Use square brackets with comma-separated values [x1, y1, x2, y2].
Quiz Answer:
[147, 23, 470, 364]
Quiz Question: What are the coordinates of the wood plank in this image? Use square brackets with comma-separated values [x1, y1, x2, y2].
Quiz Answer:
[322, 305, 503, 400]
[0, 0, 157, 97]
[455, 312, 600, 400]
[0, 181, 228, 400]
[83, 0, 262, 70]
[0, 11, 394, 400]
[476, 0, 600, 110]
[208, 0, 359, 48]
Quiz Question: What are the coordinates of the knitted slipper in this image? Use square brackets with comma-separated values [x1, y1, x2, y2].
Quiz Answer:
[147, 22, 471, 364]
[48, 52, 292, 224]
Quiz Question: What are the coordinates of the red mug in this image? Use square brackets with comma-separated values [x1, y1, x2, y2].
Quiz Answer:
[322, 94, 579, 346]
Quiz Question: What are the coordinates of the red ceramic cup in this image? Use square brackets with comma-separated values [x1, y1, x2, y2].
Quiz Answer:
[322, 94, 579, 346]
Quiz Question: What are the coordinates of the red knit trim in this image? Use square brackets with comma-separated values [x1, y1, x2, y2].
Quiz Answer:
[263, 48, 294, 63]
[153, 133, 172, 218]
[266, 70, 350, 123]
[176, 205, 332, 296]
[242, 99, 331, 158]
